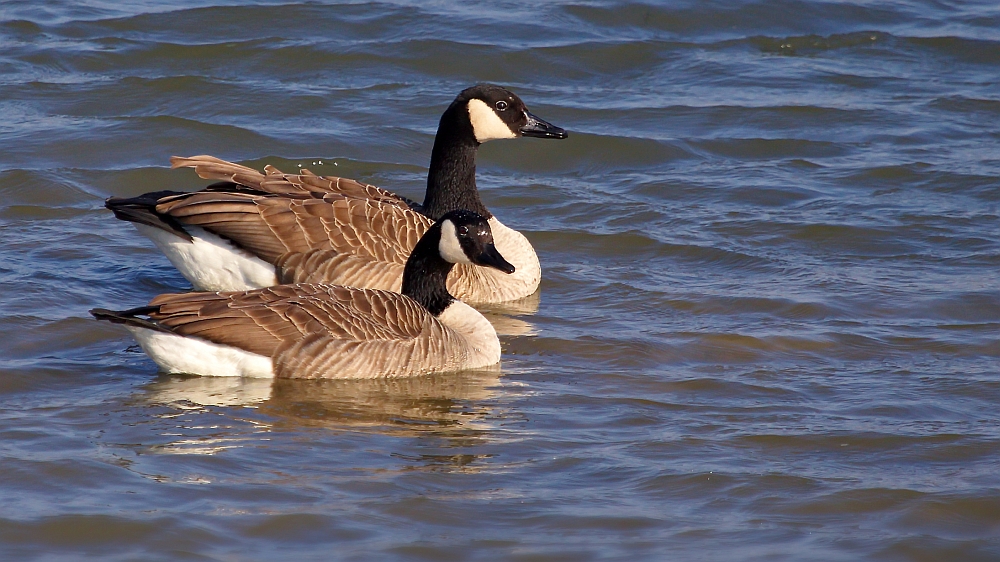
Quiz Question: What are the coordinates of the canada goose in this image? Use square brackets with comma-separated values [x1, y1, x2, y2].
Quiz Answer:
[91, 210, 514, 379]
[105, 84, 566, 303]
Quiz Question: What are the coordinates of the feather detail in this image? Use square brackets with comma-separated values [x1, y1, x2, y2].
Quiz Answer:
[127, 156, 540, 301]
[140, 284, 494, 378]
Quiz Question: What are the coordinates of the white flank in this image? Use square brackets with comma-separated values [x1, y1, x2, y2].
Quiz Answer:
[438, 219, 471, 264]
[133, 224, 278, 291]
[437, 300, 501, 368]
[467, 99, 516, 143]
[125, 325, 275, 378]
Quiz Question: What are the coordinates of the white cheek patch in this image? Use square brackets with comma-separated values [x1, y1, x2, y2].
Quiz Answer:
[438, 220, 472, 264]
[467, 99, 517, 143]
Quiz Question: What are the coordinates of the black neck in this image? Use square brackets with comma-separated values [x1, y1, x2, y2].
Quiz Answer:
[422, 104, 491, 221]
[400, 226, 456, 316]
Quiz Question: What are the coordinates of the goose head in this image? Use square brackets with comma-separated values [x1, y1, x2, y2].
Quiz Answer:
[456, 84, 568, 143]
[402, 210, 514, 315]
[437, 210, 516, 273]
[424, 85, 567, 220]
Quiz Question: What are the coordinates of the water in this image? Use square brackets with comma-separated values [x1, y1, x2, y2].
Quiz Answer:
[2, 1, 1000, 560]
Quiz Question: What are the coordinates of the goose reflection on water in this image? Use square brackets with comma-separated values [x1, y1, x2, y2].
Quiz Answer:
[143, 373, 274, 408]
[479, 292, 540, 338]
[132, 367, 508, 466]
[262, 367, 504, 433]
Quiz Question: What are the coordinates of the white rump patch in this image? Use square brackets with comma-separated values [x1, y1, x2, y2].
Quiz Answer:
[438, 219, 471, 264]
[467, 98, 516, 143]
[125, 325, 275, 378]
[134, 224, 278, 291]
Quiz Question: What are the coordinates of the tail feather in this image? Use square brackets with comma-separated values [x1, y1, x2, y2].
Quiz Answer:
[90, 306, 171, 333]
[105, 191, 193, 241]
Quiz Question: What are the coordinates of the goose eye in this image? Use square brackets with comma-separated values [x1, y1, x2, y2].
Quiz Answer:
[495, 100, 508, 111]
[458, 225, 470, 236]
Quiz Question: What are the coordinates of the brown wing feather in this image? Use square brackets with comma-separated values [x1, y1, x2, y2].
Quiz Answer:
[153, 192, 294, 261]
[275, 250, 405, 290]
[272, 317, 466, 379]
[327, 197, 431, 263]
[147, 284, 433, 359]
[171, 154, 419, 208]
[169, 155, 271, 190]
[258, 196, 432, 284]
[162, 155, 432, 285]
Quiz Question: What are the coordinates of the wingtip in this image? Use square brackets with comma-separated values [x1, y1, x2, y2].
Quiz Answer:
[90, 307, 113, 320]
[90, 306, 170, 332]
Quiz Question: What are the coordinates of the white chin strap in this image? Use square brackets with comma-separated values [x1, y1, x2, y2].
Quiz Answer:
[438, 220, 473, 264]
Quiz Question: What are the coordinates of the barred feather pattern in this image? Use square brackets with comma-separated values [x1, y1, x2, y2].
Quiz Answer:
[166, 155, 540, 302]
[147, 284, 496, 379]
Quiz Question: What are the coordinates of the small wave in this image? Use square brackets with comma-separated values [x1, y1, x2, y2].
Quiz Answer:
[689, 137, 846, 160]
[749, 31, 887, 55]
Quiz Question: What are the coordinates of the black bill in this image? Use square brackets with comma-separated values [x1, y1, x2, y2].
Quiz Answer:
[475, 243, 516, 274]
[520, 111, 568, 139]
